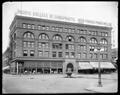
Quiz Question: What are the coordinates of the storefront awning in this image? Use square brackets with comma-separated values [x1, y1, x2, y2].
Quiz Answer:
[90, 62, 115, 69]
[79, 62, 93, 69]
[2, 66, 10, 70]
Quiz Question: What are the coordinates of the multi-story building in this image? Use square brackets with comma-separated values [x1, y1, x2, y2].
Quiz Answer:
[9, 15, 114, 74]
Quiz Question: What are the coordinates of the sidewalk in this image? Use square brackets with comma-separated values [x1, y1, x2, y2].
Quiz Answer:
[85, 82, 118, 93]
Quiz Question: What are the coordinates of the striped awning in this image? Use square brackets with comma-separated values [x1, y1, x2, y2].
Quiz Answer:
[79, 62, 93, 69]
[90, 62, 115, 69]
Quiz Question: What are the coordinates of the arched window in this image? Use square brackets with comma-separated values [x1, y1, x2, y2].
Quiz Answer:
[66, 35, 74, 42]
[100, 38, 108, 44]
[23, 32, 34, 39]
[78, 36, 86, 43]
[90, 37, 98, 44]
[39, 33, 49, 40]
[53, 34, 62, 41]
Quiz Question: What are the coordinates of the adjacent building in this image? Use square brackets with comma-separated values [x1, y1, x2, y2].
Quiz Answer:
[9, 15, 114, 74]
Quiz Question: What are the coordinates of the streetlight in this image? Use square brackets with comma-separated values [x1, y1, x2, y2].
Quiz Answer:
[94, 43, 103, 87]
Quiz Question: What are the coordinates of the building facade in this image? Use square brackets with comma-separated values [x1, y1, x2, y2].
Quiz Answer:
[2, 47, 10, 67]
[9, 15, 112, 74]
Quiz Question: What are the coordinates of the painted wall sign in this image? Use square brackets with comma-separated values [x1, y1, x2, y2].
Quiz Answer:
[15, 9, 112, 27]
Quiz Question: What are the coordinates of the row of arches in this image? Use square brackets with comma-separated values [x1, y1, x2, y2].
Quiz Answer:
[23, 31, 108, 44]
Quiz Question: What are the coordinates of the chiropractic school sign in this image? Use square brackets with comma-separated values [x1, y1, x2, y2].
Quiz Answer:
[15, 10, 111, 27]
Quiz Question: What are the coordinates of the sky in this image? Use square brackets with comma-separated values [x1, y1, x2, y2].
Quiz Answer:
[2, 1, 118, 53]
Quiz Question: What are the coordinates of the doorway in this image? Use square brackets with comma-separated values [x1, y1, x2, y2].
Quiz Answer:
[66, 63, 74, 72]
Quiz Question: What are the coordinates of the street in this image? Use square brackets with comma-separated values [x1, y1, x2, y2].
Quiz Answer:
[2, 72, 118, 93]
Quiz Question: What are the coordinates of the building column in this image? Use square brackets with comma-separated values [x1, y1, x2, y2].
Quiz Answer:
[16, 62, 19, 75]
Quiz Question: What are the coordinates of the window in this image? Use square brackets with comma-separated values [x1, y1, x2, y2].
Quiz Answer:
[28, 42, 31, 47]
[71, 52, 75, 58]
[78, 45, 86, 51]
[23, 50, 28, 56]
[90, 53, 93, 59]
[38, 42, 49, 49]
[14, 33, 16, 40]
[79, 37, 86, 42]
[52, 52, 56, 57]
[77, 53, 81, 59]
[22, 23, 26, 28]
[94, 53, 97, 59]
[52, 43, 62, 49]
[31, 24, 35, 29]
[31, 42, 34, 48]
[105, 32, 108, 36]
[90, 38, 97, 44]
[23, 42, 27, 47]
[66, 44, 74, 50]
[23, 32, 34, 39]
[39, 33, 49, 40]
[59, 27, 63, 32]
[38, 51, 43, 57]
[28, 24, 31, 29]
[30, 50, 34, 56]
[52, 26, 55, 31]
[103, 54, 108, 59]
[46, 26, 49, 30]
[44, 51, 49, 57]
[58, 52, 62, 58]
[65, 52, 69, 58]
[66, 36, 74, 42]
[100, 38, 108, 44]
[38, 25, 41, 30]
[83, 53, 87, 59]
[89, 46, 95, 51]
[53, 35, 62, 41]
[100, 54, 103, 59]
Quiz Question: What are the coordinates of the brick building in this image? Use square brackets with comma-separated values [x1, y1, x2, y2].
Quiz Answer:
[9, 15, 115, 74]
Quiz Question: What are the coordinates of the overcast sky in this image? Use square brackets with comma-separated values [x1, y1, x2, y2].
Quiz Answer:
[2, 1, 118, 53]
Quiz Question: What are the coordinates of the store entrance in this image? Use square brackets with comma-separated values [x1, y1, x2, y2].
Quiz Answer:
[66, 63, 74, 72]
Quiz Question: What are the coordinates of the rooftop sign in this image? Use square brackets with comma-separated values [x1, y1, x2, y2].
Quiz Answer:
[15, 9, 112, 27]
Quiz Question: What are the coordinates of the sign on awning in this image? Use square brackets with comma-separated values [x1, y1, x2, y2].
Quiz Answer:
[79, 62, 93, 69]
[90, 62, 115, 69]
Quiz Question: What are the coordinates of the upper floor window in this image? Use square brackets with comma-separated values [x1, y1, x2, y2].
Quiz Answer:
[23, 50, 28, 56]
[78, 45, 86, 51]
[53, 34, 62, 41]
[100, 38, 108, 44]
[23, 32, 34, 39]
[66, 44, 74, 50]
[22, 23, 26, 28]
[78, 37, 86, 43]
[39, 33, 49, 40]
[30, 50, 35, 56]
[66, 35, 74, 42]
[38, 42, 49, 49]
[52, 43, 62, 49]
[90, 37, 98, 44]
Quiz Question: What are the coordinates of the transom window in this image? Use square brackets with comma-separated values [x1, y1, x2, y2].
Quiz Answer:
[53, 34, 62, 41]
[66, 35, 74, 42]
[23, 32, 34, 39]
[100, 38, 108, 44]
[78, 37, 86, 43]
[90, 37, 97, 44]
[39, 33, 49, 40]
